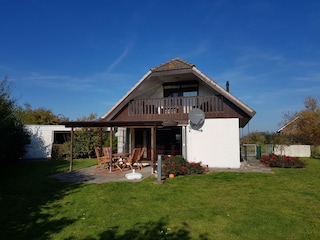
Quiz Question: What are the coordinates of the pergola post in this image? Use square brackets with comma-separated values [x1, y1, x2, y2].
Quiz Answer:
[151, 125, 157, 173]
[99, 128, 103, 150]
[109, 127, 113, 173]
[69, 127, 74, 172]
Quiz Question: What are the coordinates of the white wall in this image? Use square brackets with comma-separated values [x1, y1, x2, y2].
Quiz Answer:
[186, 118, 240, 168]
[24, 125, 71, 159]
[274, 145, 311, 157]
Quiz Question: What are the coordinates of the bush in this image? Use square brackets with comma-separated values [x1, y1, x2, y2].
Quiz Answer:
[260, 154, 306, 168]
[311, 146, 320, 159]
[52, 143, 70, 160]
[162, 155, 207, 177]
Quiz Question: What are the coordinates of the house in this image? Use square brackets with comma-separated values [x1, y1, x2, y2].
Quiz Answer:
[277, 117, 304, 144]
[276, 117, 311, 156]
[100, 58, 256, 168]
[24, 125, 71, 159]
[277, 117, 300, 135]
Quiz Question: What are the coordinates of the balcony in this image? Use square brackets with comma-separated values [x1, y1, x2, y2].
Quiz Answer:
[128, 95, 225, 121]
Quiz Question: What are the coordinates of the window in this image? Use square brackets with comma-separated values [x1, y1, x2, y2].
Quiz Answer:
[53, 131, 71, 144]
[163, 81, 198, 98]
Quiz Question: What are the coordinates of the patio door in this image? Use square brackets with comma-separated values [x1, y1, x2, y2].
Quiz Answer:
[134, 128, 151, 160]
[134, 127, 182, 159]
[156, 127, 182, 156]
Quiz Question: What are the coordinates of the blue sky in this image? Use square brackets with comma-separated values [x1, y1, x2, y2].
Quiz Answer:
[1, 0, 319, 133]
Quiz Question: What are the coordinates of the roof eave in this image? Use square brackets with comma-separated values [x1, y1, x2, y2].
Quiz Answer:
[192, 67, 256, 118]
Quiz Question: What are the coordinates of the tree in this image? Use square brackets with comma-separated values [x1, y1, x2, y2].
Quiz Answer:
[73, 114, 111, 158]
[0, 76, 29, 162]
[304, 96, 318, 111]
[240, 131, 291, 145]
[17, 103, 69, 125]
[240, 131, 267, 145]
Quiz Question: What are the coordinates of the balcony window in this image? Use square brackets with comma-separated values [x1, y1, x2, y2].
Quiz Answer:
[163, 81, 198, 98]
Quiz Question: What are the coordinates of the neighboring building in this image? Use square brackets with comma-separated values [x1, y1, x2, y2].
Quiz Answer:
[24, 125, 71, 159]
[277, 117, 300, 135]
[101, 58, 256, 168]
[277, 117, 302, 144]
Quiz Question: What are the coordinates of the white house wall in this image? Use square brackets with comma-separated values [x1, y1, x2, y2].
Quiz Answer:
[24, 125, 71, 159]
[199, 82, 218, 95]
[186, 118, 240, 168]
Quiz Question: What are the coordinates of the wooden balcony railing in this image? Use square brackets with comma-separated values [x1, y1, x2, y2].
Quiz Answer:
[128, 95, 224, 120]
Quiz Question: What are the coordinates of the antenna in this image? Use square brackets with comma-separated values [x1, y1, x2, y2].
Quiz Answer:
[188, 108, 205, 131]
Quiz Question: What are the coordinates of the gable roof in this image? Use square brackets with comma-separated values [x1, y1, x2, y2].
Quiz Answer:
[277, 117, 300, 134]
[102, 58, 255, 126]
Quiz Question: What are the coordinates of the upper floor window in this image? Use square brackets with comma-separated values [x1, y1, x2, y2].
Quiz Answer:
[163, 81, 198, 98]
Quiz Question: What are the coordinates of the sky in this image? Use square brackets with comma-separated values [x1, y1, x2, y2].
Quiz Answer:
[1, 0, 319, 133]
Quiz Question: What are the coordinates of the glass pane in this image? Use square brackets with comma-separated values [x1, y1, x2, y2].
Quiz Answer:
[183, 91, 197, 97]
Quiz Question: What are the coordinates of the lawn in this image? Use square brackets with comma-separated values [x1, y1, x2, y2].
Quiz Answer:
[0, 158, 319, 240]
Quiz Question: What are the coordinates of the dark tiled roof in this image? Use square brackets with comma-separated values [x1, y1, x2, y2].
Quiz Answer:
[151, 58, 195, 72]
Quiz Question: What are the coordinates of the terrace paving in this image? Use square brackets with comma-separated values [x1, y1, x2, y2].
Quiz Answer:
[52, 157, 272, 184]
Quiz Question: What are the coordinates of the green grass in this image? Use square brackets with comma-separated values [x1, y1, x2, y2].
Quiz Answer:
[1, 158, 320, 239]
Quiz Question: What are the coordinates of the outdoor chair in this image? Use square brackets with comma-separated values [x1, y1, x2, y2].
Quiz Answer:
[124, 148, 141, 170]
[102, 147, 112, 159]
[95, 147, 111, 170]
[136, 147, 146, 170]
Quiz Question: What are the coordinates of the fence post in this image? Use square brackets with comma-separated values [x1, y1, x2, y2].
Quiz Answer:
[244, 145, 247, 161]
[256, 145, 261, 159]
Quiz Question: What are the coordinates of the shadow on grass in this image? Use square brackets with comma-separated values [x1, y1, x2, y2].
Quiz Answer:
[0, 160, 84, 239]
[0, 160, 210, 239]
[51, 167, 98, 183]
[82, 217, 209, 240]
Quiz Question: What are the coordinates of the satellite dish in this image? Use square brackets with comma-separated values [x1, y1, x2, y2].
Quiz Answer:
[188, 108, 205, 130]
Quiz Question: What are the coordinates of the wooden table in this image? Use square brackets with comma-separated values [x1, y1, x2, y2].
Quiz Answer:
[112, 153, 131, 171]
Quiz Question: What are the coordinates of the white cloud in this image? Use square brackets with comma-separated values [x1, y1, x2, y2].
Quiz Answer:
[107, 47, 129, 72]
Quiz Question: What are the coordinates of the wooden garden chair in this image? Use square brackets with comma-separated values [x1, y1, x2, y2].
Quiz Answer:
[124, 148, 141, 170]
[95, 147, 111, 170]
[136, 147, 146, 170]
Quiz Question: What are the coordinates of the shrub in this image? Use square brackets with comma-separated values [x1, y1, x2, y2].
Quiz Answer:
[52, 143, 70, 160]
[311, 146, 320, 159]
[260, 154, 306, 168]
[162, 155, 207, 177]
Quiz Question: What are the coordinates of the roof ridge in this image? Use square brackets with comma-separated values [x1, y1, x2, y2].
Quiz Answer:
[151, 58, 195, 72]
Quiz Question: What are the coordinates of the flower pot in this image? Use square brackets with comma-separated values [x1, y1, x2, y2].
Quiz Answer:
[169, 173, 175, 179]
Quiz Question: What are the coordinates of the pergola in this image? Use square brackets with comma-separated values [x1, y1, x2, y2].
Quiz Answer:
[62, 120, 163, 171]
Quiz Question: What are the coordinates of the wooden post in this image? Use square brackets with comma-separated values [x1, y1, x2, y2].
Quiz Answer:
[99, 128, 103, 150]
[109, 127, 113, 173]
[151, 125, 157, 173]
[69, 127, 74, 172]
